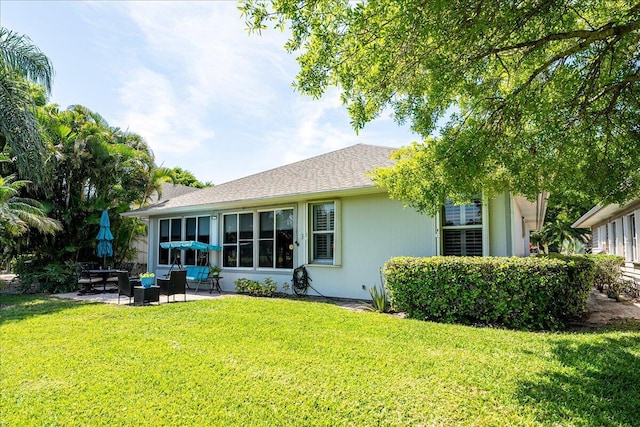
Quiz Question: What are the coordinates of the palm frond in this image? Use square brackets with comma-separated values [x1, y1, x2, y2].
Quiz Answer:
[0, 27, 54, 92]
[0, 173, 62, 237]
[0, 66, 47, 184]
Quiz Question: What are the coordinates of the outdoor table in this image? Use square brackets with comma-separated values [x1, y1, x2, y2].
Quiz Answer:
[134, 285, 160, 306]
[88, 269, 121, 293]
[209, 276, 222, 293]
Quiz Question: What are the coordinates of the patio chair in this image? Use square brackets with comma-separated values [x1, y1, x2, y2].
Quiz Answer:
[117, 271, 138, 305]
[105, 271, 120, 290]
[76, 263, 103, 294]
[158, 269, 187, 303]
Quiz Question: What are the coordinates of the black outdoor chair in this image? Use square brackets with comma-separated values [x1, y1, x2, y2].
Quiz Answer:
[158, 269, 187, 303]
[117, 271, 138, 305]
[76, 263, 103, 294]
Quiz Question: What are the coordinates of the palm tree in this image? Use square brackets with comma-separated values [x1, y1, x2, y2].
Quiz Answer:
[0, 174, 61, 238]
[531, 216, 591, 255]
[0, 27, 53, 184]
[137, 162, 177, 208]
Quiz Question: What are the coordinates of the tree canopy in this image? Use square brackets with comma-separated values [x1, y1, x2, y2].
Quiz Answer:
[0, 27, 53, 185]
[242, 0, 640, 214]
[169, 167, 212, 189]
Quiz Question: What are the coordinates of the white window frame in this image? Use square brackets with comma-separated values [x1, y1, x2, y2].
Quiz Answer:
[440, 198, 485, 256]
[158, 215, 214, 267]
[257, 207, 295, 270]
[222, 212, 255, 269]
[158, 217, 183, 266]
[609, 222, 617, 255]
[627, 213, 637, 262]
[592, 226, 600, 252]
[222, 207, 296, 270]
[308, 200, 341, 266]
[184, 215, 212, 266]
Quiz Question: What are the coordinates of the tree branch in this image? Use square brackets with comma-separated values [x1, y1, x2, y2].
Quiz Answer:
[487, 19, 640, 56]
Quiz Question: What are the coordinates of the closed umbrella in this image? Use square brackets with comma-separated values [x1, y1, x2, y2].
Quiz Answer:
[96, 210, 113, 268]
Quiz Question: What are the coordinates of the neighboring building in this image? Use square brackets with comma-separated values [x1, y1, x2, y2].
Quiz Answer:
[573, 199, 640, 290]
[124, 144, 547, 300]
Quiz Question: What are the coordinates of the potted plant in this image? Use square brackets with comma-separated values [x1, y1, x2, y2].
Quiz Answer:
[209, 265, 222, 278]
[140, 272, 155, 288]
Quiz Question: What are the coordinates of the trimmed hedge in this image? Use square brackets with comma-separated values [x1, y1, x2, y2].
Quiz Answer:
[383, 256, 595, 330]
[587, 254, 625, 299]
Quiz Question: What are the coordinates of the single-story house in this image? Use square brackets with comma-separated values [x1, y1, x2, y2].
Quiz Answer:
[573, 199, 640, 290]
[124, 144, 547, 300]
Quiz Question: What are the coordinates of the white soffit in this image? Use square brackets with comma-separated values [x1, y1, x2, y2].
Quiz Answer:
[514, 192, 548, 231]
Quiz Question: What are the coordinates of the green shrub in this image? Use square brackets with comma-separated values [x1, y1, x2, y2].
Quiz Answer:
[13, 257, 78, 294]
[587, 254, 625, 298]
[383, 256, 595, 330]
[235, 277, 278, 297]
[542, 253, 595, 317]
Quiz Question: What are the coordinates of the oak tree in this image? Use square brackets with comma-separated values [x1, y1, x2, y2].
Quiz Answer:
[242, 0, 640, 213]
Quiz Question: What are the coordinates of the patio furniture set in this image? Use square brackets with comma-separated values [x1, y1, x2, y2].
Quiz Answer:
[77, 264, 222, 306]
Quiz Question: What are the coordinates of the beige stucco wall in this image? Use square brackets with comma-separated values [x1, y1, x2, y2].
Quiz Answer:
[489, 193, 510, 257]
[145, 191, 532, 300]
[303, 193, 434, 300]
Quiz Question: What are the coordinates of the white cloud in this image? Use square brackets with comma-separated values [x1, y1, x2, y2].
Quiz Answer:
[124, 2, 294, 115]
[117, 68, 214, 154]
[92, 1, 415, 181]
[262, 88, 362, 164]
[111, 1, 301, 161]
[3, 0, 418, 184]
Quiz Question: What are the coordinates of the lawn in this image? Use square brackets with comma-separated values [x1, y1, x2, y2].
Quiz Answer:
[1, 294, 638, 426]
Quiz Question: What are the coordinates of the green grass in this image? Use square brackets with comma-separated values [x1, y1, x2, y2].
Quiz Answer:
[1, 294, 639, 426]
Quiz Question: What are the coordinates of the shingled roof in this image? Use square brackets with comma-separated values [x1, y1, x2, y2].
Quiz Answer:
[126, 144, 397, 216]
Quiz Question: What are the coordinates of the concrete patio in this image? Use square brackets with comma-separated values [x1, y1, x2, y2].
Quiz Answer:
[52, 287, 232, 305]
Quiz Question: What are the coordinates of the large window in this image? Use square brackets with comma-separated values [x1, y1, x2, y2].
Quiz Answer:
[310, 202, 335, 264]
[159, 218, 183, 265]
[223, 209, 295, 269]
[223, 213, 254, 268]
[185, 216, 211, 265]
[441, 199, 483, 256]
[259, 209, 294, 269]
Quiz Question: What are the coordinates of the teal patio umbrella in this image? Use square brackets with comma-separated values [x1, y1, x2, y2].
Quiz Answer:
[96, 210, 114, 268]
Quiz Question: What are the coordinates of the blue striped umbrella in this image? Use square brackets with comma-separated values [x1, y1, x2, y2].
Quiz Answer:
[96, 210, 113, 266]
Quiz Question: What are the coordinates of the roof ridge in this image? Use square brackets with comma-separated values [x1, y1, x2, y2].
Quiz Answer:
[129, 143, 398, 214]
[216, 143, 393, 186]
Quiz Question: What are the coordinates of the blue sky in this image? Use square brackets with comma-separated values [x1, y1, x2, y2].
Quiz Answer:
[2, 1, 419, 184]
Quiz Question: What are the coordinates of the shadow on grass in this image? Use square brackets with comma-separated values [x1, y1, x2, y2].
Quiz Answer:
[0, 293, 87, 325]
[517, 322, 640, 426]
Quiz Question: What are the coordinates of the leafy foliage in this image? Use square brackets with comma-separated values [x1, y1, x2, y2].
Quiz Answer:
[242, 1, 640, 212]
[0, 27, 53, 185]
[531, 193, 594, 254]
[13, 257, 77, 293]
[531, 215, 591, 254]
[4, 104, 155, 274]
[588, 254, 625, 299]
[168, 166, 212, 188]
[234, 277, 278, 297]
[0, 174, 61, 238]
[383, 255, 595, 330]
